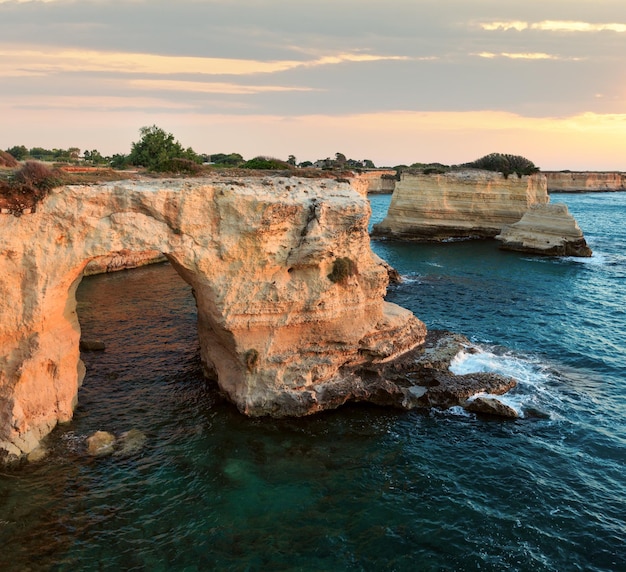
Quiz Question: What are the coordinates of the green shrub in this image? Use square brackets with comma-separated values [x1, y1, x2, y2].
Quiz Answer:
[328, 257, 357, 284]
[242, 156, 293, 170]
[152, 158, 202, 174]
[128, 125, 201, 171]
[463, 153, 539, 178]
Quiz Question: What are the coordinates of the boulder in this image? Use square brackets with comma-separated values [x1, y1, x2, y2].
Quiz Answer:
[79, 340, 106, 352]
[465, 396, 519, 418]
[86, 431, 116, 456]
[496, 203, 592, 257]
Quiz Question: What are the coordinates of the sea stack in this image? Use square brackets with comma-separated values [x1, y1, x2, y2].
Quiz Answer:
[496, 203, 592, 257]
[372, 170, 548, 241]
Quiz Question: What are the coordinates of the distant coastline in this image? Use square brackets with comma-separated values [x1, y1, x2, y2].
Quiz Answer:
[544, 171, 625, 193]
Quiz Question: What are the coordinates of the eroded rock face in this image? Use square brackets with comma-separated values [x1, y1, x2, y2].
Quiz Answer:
[545, 171, 625, 193]
[83, 249, 166, 275]
[372, 170, 548, 240]
[496, 203, 592, 257]
[0, 176, 426, 460]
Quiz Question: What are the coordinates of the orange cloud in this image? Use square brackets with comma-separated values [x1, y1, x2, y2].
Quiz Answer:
[0, 44, 410, 77]
[128, 79, 317, 95]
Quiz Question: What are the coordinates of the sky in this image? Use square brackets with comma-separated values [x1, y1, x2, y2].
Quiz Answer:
[0, 0, 625, 170]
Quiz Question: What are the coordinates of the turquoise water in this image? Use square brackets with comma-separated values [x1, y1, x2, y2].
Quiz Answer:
[1, 193, 624, 571]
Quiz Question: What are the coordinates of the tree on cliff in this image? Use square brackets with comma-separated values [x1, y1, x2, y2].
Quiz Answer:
[128, 125, 202, 171]
[463, 153, 539, 178]
[6, 145, 28, 161]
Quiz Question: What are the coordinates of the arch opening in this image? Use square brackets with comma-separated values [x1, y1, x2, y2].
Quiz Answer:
[74, 257, 221, 442]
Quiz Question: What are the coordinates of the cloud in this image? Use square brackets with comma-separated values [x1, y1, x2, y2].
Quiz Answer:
[0, 44, 410, 78]
[128, 79, 318, 95]
[482, 20, 626, 33]
[473, 52, 581, 61]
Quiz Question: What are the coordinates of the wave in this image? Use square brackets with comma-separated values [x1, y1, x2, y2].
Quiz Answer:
[449, 346, 560, 418]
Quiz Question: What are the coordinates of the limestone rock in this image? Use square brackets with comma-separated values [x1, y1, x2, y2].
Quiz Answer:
[372, 170, 548, 240]
[354, 170, 396, 194]
[83, 249, 166, 275]
[545, 171, 625, 193]
[86, 430, 116, 456]
[465, 396, 519, 418]
[26, 445, 48, 462]
[496, 203, 592, 257]
[0, 176, 427, 459]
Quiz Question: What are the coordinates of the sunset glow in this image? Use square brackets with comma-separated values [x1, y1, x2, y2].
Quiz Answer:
[0, 0, 624, 170]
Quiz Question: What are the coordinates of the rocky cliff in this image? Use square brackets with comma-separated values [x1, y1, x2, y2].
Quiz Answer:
[496, 203, 592, 257]
[545, 172, 625, 193]
[356, 170, 397, 194]
[0, 177, 430, 460]
[372, 170, 548, 240]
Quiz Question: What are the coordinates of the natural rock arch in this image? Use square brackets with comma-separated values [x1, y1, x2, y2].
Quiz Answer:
[1, 177, 426, 460]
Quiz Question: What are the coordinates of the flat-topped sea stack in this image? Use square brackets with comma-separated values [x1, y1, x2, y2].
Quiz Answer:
[372, 170, 548, 241]
[545, 171, 625, 193]
[496, 203, 592, 257]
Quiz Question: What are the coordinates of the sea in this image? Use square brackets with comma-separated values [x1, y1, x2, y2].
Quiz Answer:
[0, 191, 624, 571]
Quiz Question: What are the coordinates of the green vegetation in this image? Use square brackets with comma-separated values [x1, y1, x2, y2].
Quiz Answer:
[208, 153, 244, 167]
[313, 153, 376, 170]
[127, 125, 202, 172]
[328, 257, 357, 284]
[242, 156, 293, 170]
[462, 153, 539, 178]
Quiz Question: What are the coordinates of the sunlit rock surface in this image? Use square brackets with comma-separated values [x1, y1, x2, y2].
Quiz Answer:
[372, 170, 548, 240]
[545, 171, 625, 193]
[0, 176, 427, 460]
[496, 203, 592, 257]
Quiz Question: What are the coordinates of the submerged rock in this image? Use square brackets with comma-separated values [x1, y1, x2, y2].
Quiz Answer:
[465, 396, 519, 418]
[114, 429, 147, 457]
[80, 340, 106, 352]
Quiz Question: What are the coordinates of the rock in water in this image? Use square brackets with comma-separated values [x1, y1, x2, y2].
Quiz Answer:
[372, 170, 548, 240]
[465, 396, 519, 418]
[79, 339, 106, 351]
[496, 203, 592, 257]
[86, 431, 116, 456]
[115, 429, 147, 457]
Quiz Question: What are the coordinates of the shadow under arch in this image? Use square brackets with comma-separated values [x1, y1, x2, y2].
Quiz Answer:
[74, 257, 222, 437]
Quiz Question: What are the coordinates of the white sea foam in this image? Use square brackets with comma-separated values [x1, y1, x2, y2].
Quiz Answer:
[450, 347, 555, 418]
